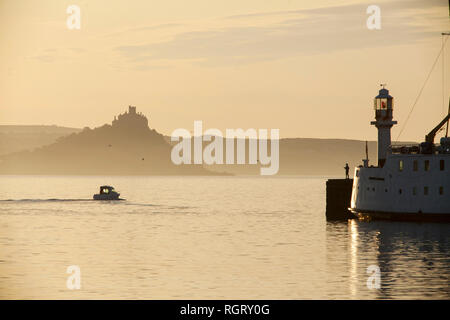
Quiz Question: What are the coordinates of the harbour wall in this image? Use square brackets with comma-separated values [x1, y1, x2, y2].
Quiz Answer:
[326, 179, 354, 220]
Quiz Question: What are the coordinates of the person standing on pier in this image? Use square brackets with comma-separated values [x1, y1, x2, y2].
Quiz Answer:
[344, 163, 350, 179]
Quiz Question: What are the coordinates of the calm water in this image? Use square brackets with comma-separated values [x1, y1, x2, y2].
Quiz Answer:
[0, 176, 449, 299]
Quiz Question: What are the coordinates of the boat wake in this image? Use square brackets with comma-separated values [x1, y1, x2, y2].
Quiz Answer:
[0, 199, 94, 203]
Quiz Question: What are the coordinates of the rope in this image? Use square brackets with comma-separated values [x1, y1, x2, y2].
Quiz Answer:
[395, 36, 449, 142]
[443, 35, 446, 116]
[442, 34, 445, 115]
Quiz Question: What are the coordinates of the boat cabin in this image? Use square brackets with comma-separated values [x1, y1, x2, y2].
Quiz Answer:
[99, 185, 115, 194]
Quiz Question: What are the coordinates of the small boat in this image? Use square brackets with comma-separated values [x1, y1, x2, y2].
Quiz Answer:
[93, 185, 123, 200]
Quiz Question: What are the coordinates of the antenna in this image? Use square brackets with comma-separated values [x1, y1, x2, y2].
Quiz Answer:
[362, 140, 370, 167]
[365, 140, 369, 161]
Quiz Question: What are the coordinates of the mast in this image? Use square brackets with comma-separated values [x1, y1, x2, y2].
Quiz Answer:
[443, 32, 450, 137]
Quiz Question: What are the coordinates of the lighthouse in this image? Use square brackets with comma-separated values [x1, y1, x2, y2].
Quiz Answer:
[370, 85, 397, 167]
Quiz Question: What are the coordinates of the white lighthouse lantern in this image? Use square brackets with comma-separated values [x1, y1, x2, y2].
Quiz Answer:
[370, 85, 397, 167]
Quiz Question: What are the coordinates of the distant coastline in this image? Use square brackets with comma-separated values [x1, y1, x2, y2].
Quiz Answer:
[0, 108, 416, 176]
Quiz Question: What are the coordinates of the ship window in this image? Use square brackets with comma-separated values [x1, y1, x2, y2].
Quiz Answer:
[399, 160, 404, 171]
[356, 170, 359, 177]
[424, 186, 428, 195]
[424, 160, 430, 171]
[439, 186, 444, 195]
[413, 160, 418, 171]
[412, 187, 417, 196]
[440, 160, 445, 171]
[399, 188, 402, 194]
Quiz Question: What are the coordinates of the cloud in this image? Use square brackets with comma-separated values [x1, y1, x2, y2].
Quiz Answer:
[28, 48, 82, 63]
[31, 54, 56, 63]
[224, 0, 446, 19]
[114, 0, 448, 67]
[103, 23, 184, 38]
[68, 47, 86, 53]
[28, 47, 88, 64]
[29, 49, 60, 63]
[133, 64, 171, 71]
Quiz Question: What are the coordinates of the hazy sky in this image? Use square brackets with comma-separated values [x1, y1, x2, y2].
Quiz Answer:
[0, 0, 449, 141]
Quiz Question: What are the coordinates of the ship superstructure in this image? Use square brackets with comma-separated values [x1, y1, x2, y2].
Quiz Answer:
[350, 87, 450, 221]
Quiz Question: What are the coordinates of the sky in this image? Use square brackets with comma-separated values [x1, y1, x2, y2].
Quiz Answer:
[0, 0, 449, 141]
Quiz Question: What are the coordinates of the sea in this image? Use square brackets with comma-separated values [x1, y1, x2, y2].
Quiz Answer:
[0, 175, 448, 299]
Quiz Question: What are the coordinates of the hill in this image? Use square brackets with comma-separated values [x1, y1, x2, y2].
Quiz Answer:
[0, 107, 413, 176]
[0, 107, 214, 175]
[164, 136, 379, 176]
[0, 125, 81, 155]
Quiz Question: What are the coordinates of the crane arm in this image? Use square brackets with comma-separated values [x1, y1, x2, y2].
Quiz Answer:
[425, 98, 450, 143]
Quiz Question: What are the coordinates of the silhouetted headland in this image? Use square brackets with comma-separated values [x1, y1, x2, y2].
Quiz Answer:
[0, 106, 217, 175]
[0, 106, 417, 176]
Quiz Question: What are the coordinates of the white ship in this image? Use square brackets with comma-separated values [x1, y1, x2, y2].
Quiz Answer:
[349, 87, 450, 222]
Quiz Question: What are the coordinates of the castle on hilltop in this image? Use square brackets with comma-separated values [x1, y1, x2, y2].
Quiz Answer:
[112, 105, 149, 130]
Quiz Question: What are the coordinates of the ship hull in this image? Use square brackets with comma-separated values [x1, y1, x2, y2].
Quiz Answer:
[93, 193, 121, 200]
[350, 154, 450, 222]
[350, 209, 450, 223]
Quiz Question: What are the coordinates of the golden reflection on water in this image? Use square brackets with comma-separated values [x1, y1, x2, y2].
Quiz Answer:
[349, 219, 358, 299]
[1, 176, 449, 299]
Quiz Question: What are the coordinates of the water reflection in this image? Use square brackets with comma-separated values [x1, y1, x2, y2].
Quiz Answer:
[349, 219, 358, 298]
[327, 219, 450, 299]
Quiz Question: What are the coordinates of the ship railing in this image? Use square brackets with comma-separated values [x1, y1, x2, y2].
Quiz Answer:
[390, 143, 448, 155]
[390, 144, 420, 154]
